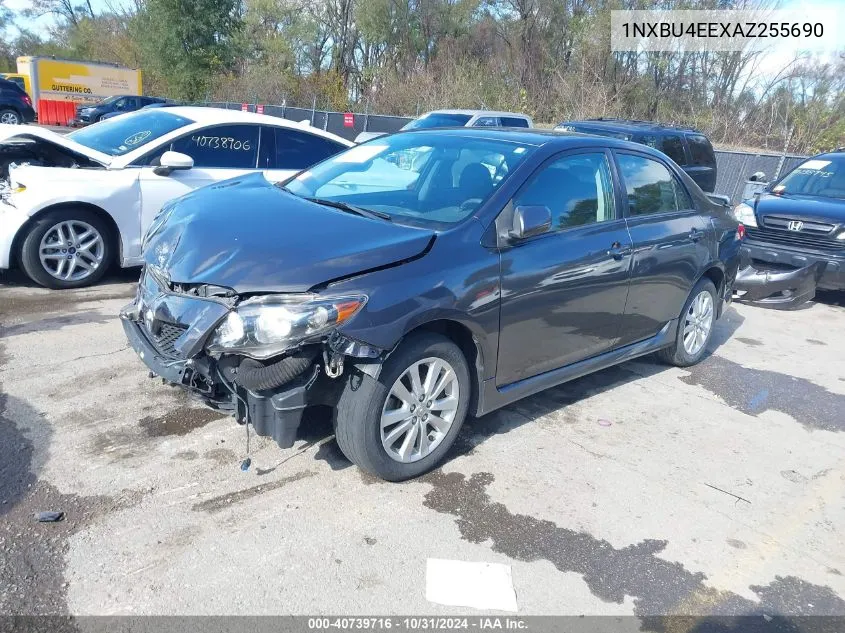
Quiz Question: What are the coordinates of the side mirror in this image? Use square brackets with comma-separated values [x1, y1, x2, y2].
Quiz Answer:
[154, 151, 193, 176]
[510, 205, 551, 240]
[706, 193, 731, 207]
[748, 171, 766, 182]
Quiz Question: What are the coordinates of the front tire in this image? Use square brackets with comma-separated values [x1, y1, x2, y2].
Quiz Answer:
[657, 278, 717, 367]
[0, 109, 21, 125]
[19, 209, 113, 289]
[335, 333, 471, 481]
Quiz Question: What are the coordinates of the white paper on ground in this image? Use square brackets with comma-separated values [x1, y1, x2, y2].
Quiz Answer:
[425, 558, 518, 612]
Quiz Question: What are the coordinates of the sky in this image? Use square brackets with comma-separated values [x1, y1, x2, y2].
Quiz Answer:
[4, 0, 843, 79]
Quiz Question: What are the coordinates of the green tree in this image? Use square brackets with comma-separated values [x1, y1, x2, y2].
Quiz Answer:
[136, 0, 244, 100]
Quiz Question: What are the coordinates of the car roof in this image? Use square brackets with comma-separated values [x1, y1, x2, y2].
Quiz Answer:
[139, 106, 354, 145]
[562, 118, 704, 135]
[399, 126, 664, 152]
[424, 109, 531, 118]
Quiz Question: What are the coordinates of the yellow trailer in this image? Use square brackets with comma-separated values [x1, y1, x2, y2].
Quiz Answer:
[5, 56, 142, 105]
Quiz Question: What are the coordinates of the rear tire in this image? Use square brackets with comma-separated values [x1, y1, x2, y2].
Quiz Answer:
[335, 333, 471, 481]
[657, 278, 717, 367]
[0, 109, 21, 125]
[19, 208, 113, 289]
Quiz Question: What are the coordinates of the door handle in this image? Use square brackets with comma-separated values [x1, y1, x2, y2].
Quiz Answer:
[607, 241, 631, 260]
[689, 228, 704, 242]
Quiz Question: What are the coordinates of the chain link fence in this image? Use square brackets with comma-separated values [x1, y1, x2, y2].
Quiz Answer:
[202, 101, 411, 141]
[714, 150, 807, 204]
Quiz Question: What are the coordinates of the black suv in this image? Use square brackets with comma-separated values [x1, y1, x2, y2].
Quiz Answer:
[0, 78, 36, 125]
[556, 119, 717, 193]
[74, 95, 166, 125]
[122, 129, 741, 481]
[733, 150, 845, 306]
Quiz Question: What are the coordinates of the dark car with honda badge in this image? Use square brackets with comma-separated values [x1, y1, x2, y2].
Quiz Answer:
[733, 150, 845, 308]
[121, 128, 741, 481]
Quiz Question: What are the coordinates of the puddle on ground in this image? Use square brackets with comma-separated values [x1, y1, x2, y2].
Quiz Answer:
[139, 407, 226, 437]
[681, 355, 844, 432]
[0, 389, 124, 615]
[422, 469, 845, 616]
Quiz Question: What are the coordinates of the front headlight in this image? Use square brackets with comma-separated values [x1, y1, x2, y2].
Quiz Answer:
[731, 202, 758, 227]
[206, 294, 367, 359]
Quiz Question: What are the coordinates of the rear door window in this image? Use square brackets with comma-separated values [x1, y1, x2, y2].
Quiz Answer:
[273, 127, 347, 170]
[501, 117, 530, 128]
[687, 134, 715, 166]
[660, 135, 686, 165]
[170, 124, 260, 169]
[616, 153, 691, 216]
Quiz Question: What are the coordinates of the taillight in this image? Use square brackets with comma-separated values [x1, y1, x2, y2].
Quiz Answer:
[736, 223, 746, 240]
[22, 94, 31, 106]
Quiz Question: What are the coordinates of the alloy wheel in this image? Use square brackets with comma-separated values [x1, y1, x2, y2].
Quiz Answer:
[380, 357, 460, 463]
[683, 290, 714, 356]
[38, 220, 105, 282]
[0, 111, 20, 125]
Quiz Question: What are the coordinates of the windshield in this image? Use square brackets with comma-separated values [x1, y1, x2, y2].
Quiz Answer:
[68, 110, 194, 156]
[403, 113, 473, 130]
[773, 156, 845, 199]
[283, 132, 534, 227]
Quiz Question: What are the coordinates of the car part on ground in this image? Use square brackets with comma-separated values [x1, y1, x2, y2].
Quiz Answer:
[121, 127, 740, 481]
[734, 256, 825, 310]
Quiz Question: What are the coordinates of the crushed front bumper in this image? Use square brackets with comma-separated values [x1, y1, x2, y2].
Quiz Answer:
[122, 314, 319, 448]
[734, 242, 845, 308]
[120, 270, 327, 449]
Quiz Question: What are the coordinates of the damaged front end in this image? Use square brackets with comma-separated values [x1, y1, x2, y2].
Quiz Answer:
[120, 267, 382, 448]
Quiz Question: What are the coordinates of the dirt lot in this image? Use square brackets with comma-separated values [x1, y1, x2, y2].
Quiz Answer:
[1, 268, 844, 617]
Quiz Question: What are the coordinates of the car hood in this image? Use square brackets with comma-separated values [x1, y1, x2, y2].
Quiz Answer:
[753, 192, 845, 223]
[0, 125, 112, 166]
[143, 172, 436, 294]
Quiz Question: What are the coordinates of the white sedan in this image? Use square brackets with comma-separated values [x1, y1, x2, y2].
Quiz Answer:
[0, 107, 353, 288]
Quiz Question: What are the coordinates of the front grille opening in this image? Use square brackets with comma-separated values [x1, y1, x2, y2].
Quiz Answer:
[152, 322, 188, 359]
[745, 227, 844, 252]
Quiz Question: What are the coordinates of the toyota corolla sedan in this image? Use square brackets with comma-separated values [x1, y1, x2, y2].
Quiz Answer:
[121, 129, 742, 481]
[0, 107, 352, 288]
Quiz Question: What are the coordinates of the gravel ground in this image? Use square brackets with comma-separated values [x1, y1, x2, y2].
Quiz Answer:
[1, 267, 844, 617]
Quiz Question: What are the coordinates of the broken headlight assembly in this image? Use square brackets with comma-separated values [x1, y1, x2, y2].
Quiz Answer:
[206, 294, 367, 360]
[731, 202, 758, 227]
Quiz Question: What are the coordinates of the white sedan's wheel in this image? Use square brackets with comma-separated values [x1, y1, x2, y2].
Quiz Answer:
[20, 209, 113, 289]
[38, 220, 105, 283]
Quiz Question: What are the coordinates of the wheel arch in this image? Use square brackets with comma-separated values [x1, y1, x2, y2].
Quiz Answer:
[353, 318, 486, 418]
[12, 201, 122, 268]
[698, 263, 726, 316]
[0, 106, 23, 121]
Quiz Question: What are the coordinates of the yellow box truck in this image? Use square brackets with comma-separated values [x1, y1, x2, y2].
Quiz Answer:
[1, 56, 142, 104]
